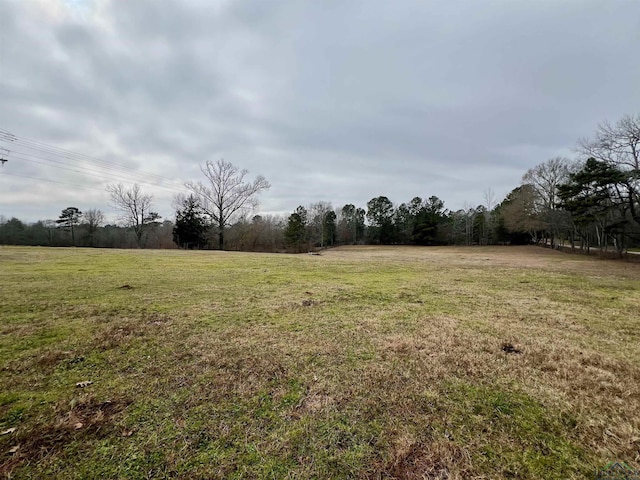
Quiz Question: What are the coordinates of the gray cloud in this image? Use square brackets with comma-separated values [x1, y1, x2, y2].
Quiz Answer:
[1, 0, 640, 223]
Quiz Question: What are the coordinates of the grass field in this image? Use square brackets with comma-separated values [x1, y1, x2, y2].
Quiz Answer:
[1, 245, 639, 479]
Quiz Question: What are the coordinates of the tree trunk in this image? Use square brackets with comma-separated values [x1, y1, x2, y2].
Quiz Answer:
[135, 227, 143, 248]
[218, 219, 224, 250]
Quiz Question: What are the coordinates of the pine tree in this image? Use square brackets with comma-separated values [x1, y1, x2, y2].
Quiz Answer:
[173, 195, 209, 249]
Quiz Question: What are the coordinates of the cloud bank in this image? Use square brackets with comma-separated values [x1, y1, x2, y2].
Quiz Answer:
[1, 0, 639, 222]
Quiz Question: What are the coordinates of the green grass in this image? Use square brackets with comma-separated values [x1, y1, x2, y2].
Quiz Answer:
[1, 245, 639, 479]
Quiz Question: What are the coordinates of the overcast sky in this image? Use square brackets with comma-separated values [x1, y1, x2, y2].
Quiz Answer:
[1, 0, 640, 223]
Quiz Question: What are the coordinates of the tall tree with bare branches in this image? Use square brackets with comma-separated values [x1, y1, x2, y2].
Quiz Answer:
[577, 113, 640, 227]
[186, 159, 270, 250]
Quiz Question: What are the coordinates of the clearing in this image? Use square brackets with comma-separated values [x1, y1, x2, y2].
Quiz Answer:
[1, 245, 639, 479]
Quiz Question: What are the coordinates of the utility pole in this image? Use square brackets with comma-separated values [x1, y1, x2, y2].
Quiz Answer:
[1, 129, 16, 167]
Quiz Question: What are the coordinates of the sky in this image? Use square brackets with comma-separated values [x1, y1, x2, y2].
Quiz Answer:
[1, 0, 640, 223]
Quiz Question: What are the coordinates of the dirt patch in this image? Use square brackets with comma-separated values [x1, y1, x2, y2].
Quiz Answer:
[379, 439, 472, 480]
[294, 393, 335, 416]
[66, 399, 128, 428]
[501, 343, 522, 354]
[383, 337, 427, 355]
[93, 322, 146, 351]
[35, 350, 70, 368]
[147, 313, 172, 326]
[1, 398, 131, 476]
[2, 350, 76, 376]
[117, 284, 134, 290]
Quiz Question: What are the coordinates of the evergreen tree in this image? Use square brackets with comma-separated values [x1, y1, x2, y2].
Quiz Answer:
[323, 210, 337, 246]
[173, 195, 208, 249]
[366, 196, 395, 244]
[284, 206, 308, 251]
[56, 207, 82, 245]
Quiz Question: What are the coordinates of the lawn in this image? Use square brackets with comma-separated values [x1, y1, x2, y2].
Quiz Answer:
[1, 245, 639, 479]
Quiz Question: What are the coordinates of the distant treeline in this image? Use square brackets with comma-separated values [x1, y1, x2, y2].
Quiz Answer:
[2, 186, 638, 253]
[0, 217, 176, 249]
[2, 113, 640, 254]
[0, 199, 519, 251]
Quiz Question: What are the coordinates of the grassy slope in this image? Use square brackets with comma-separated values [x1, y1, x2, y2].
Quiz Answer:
[0, 245, 639, 479]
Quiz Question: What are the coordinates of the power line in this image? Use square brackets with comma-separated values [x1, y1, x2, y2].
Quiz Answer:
[0, 128, 190, 188]
[8, 138, 180, 184]
[7, 150, 186, 194]
[0, 170, 96, 189]
[0, 128, 173, 179]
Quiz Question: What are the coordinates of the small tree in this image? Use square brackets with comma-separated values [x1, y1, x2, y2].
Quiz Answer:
[366, 196, 395, 244]
[173, 195, 209, 249]
[393, 202, 413, 244]
[186, 159, 270, 250]
[323, 210, 337, 246]
[83, 208, 105, 247]
[412, 196, 446, 245]
[107, 183, 156, 247]
[309, 201, 333, 247]
[499, 185, 544, 243]
[338, 204, 365, 244]
[56, 207, 82, 245]
[43, 219, 57, 246]
[522, 157, 576, 247]
[284, 206, 308, 252]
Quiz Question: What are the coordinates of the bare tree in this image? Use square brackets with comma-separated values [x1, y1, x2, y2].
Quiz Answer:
[523, 157, 575, 210]
[107, 183, 157, 247]
[43, 219, 57, 246]
[483, 188, 496, 245]
[501, 184, 545, 243]
[577, 113, 640, 227]
[186, 159, 270, 250]
[462, 201, 476, 246]
[578, 114, 640, 170]
[522, 157, 576, 247]
[83, 208, 105, 246]
[309, 201, 333, 248]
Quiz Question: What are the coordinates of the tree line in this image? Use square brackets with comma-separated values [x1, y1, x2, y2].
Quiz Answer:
[2, 113, 639, 254]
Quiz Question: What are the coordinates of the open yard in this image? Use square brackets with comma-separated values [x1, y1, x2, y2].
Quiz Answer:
[1, 245, 639, 479]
